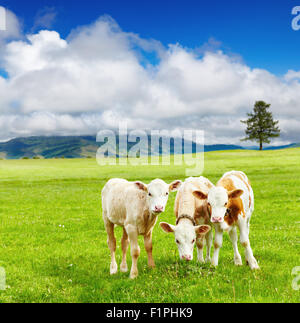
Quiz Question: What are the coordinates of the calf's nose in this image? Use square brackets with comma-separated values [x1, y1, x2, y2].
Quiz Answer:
[155, 205, 164, 212]
[212, 217, 223, 223]
[182, 255, 192, 261]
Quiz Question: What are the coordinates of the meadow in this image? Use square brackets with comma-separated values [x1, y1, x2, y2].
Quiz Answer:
[0, 149, 299, 303]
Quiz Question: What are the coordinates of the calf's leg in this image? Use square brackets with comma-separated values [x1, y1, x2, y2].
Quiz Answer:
[212, 226, 223, 267]
[126, 224, 140, 279]
[229, 226, 242, 265]
[120, 228, 129, 272]
[105, 220, 118, 275]
[144, 231, 155, 268]
[196, 237, 205, 263]
[205, 229, 213, 263]
[239, 220, 259, 270]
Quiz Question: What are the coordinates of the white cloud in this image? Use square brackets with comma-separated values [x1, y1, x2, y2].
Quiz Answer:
[0, 13, 299, 146]
[284, 69, 300, 82]
[0, 7, 22, 41]
[0, 7, 22, 65]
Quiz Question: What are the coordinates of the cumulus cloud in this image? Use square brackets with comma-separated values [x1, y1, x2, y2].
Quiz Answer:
[284, 70, 300, 82]
[0, 7, 22, 62]
[0, 7, 22, 41]
[0, 12, 299, 145]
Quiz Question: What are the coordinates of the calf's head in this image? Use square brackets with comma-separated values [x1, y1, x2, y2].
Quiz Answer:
[135, 179, 182, 214]
[193, 186, 243, 223]
[160, 221, 211, 261]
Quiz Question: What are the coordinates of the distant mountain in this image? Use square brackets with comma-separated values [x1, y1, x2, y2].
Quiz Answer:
[0, 136, 98, 159]
[0, 135, 296, 159]
[204, 144, 244, 152]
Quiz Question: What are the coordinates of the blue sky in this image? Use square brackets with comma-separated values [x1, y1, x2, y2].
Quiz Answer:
[0, 1, 299, 145]
[1, 0, 299, 75]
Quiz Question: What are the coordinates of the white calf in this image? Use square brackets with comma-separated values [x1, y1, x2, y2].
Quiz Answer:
[193, 171, 259, 270]
[102, 178, 182, 279]
[160, 177, 212, 262]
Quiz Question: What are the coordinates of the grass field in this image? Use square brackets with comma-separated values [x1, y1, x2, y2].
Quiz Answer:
[0, 149, 299, 303]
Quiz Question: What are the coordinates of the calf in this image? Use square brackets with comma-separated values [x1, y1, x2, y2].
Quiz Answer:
[193, 171, 259, 270]
[101, 178, 182, 279]
[160, 177, 212, 262]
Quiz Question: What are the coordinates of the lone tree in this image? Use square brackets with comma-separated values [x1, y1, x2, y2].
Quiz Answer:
[241, 101, 280, 150]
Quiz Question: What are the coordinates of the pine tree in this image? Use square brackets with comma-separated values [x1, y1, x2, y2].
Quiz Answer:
[241, 101, 280, 151]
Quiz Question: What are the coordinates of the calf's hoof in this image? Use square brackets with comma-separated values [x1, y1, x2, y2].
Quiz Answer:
[234, 256, 243, 266]
[205, 257, 211, 264]
[120, 263, 128, 273]
[197, 257, 205, 264]
[110, 263, 118, 275]
[249, 258, 260, 270]
[130, 270, 138, 279]
[148, 263, 156, 269]
[211, 259, 218, 267]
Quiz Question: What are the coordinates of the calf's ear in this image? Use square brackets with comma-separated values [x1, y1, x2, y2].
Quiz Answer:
[160, 222, 175, 233]
[228, 189, 243, 199]
[193, 190, 208, 200]
[135, 181, 148, 192]
[169, 180, 182, 192]
[195, 225, 211, 236]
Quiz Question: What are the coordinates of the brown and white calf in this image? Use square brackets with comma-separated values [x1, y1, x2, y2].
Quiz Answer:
[160, 177, 212, 262]
[101, 178, 182, 279]
[193, 171, 259, 270]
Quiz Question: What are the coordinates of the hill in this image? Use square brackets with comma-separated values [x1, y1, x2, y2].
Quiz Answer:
[0, 135, 296, 159]
[0, 136, 98, 159]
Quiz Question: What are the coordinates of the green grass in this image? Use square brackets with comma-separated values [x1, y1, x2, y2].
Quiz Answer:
[0, 149, 299, 303]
